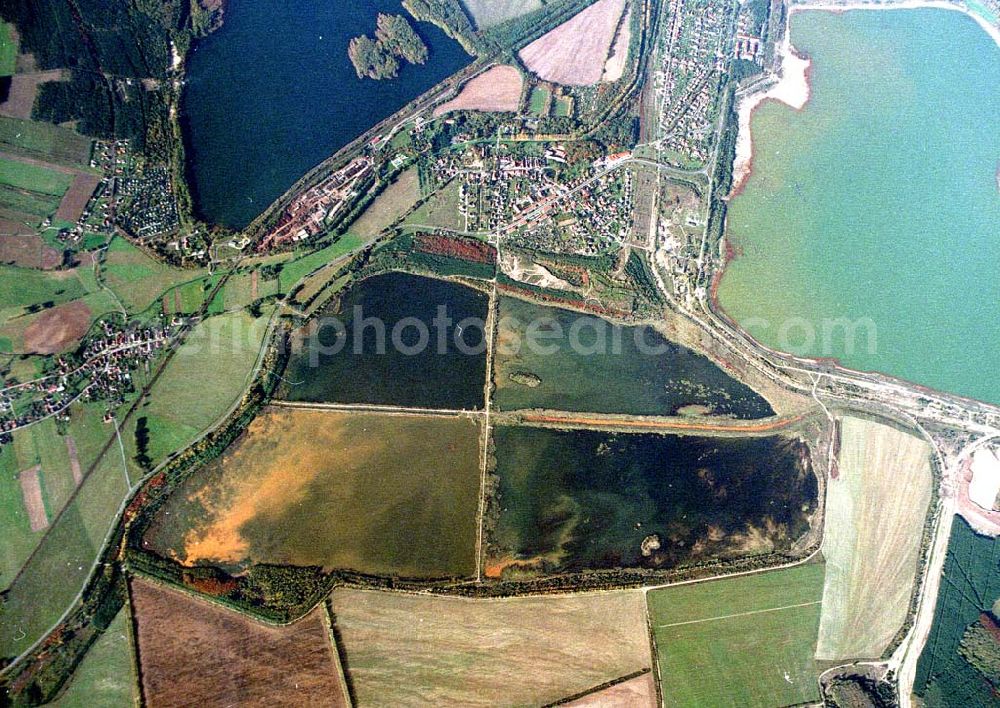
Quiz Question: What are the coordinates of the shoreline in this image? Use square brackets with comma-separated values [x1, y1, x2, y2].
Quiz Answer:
[727, 0, 1000, 200]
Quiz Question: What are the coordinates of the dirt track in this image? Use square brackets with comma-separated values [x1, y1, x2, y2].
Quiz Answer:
[517, 411, 806, 434]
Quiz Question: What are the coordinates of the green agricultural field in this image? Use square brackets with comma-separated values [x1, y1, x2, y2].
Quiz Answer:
[462, 0, 542, 28]
[0, 117, 93, 167]
[528, 85, 551, 115]
[0, 157, 72, 197]
[101, 236, 209, 313]
[649, 563, 826, 707]
[276, 234, 366, 292]
[145, 409, 482, 578]
[0, 448, 132, 659]
[129, 309, 270, 465]
[914, 516, 1000, 705]
[403, 179, 465, 232]
[0, 441, 41, 587]
[54, 609, 138, 707]
[348, 168, 419, 238]
[0, 23, 16, 76]
[0, 265, 90, 310]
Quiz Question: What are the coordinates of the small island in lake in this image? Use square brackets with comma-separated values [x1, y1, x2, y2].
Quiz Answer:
[348, 13, 429, 81]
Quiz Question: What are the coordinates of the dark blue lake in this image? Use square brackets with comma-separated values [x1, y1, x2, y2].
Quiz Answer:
[181, 0, 471, 229]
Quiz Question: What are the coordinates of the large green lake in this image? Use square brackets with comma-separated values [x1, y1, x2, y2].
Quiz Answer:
[718, 9, 1000, 404]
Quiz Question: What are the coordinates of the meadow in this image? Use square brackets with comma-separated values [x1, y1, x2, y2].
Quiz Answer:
[347, 167, 419, 238]
[0, 116, 93, 167]
[145, 408, 482, 578]
[461, 0, 542, 29]
[0, 156, 72, 196]
[493, 296, 774, 418]
[127, 309, 271, 465]
[331, 587, 651, 706]
[101, 236, 209, 313]
[648, 563, 826, 707]
[53, 609, 137, 707]
[914, 516, 1000, 704]
[816, 416, 932, 660]
[402, 180, 466, 232]
[489, 425, 817, 575]
[130, 578, 348, 706]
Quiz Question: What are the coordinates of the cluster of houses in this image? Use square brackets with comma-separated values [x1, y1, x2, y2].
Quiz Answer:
[509, 167, 634, 256]
[258, 157, 373, 251]
[654, 0, 732, 165]
[114, 166, 180, 242]
[0, 320, 173, 437]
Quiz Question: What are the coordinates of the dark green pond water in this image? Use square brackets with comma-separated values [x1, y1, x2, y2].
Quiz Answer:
[281, 272, 488, 409]
[494, 297, 774, 418]
[182, 0, 471, 228]
[492, 425, 817, 573]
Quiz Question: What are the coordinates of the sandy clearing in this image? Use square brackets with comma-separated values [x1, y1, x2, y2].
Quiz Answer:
[601, 8, 632, 82]
[564, 672, 657, 707]
[518, 0, 627, 86]
[19, 465, 47, 532]
[130, 577, 348, 708]
[815, 416, 932, 660]
[969, 447, 1000, 511]
[499, 251, 575, 290]
[433, 65, 524, 116]
[331, 587, 651, 707]
[23, 299, 92, 355]
[730, 27, 811, 198]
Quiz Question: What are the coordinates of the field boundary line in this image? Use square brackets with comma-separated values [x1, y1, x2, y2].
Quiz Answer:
[656, 600, 821, 629]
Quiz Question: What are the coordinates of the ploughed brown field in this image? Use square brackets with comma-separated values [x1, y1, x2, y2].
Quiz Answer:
[55, 173, 100, 222]
[518, 0, 626, 86]
[0, 233, 62, 268]
[22, 299, 92, 354]
[433, 65, 524, 116]
[130, 577, 349, 707]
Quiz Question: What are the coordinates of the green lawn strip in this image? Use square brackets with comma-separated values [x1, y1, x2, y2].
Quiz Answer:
[0, 156, 72, 197]
[0, 443, 43, 589]
[53, 608, 137, 707]
[277, 234, 366, 292]
[0, 183, 61, 219]
[0, 23, 15, 76]
[648, 563, 826, 707]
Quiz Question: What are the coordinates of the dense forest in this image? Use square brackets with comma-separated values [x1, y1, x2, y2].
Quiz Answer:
[348, 13, 429, 81]
[0, 0, 192, 158]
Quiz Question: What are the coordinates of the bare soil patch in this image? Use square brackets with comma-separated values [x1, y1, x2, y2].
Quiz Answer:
[331, 587, 651, 706]
[130, 577, 348, 708]
[564, 672, 657, 707]
[66, 436, 82, 485]
[601, 8, 632, 82]
[0, 233, 61, 268]
[55, 173, 100, 223]
[19, 465, 47, 531]
[433, 65, 524, 116]
[518, 0, 626, 86]
[0, 70, 64, 119]
[23, 299, 92, 354]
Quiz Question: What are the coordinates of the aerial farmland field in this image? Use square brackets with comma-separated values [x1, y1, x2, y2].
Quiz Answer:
[461, 0, 542, 29]
[348, 167, 420, 238]
[816, 415, 933, 660]
[144, 408, 482, 578]
[433, 65, 524, 116]
[648, 563, 825, 707]
[518, 0, 627, 86]
[330, 587, 651, 706]
[130, 577, 348, 707]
